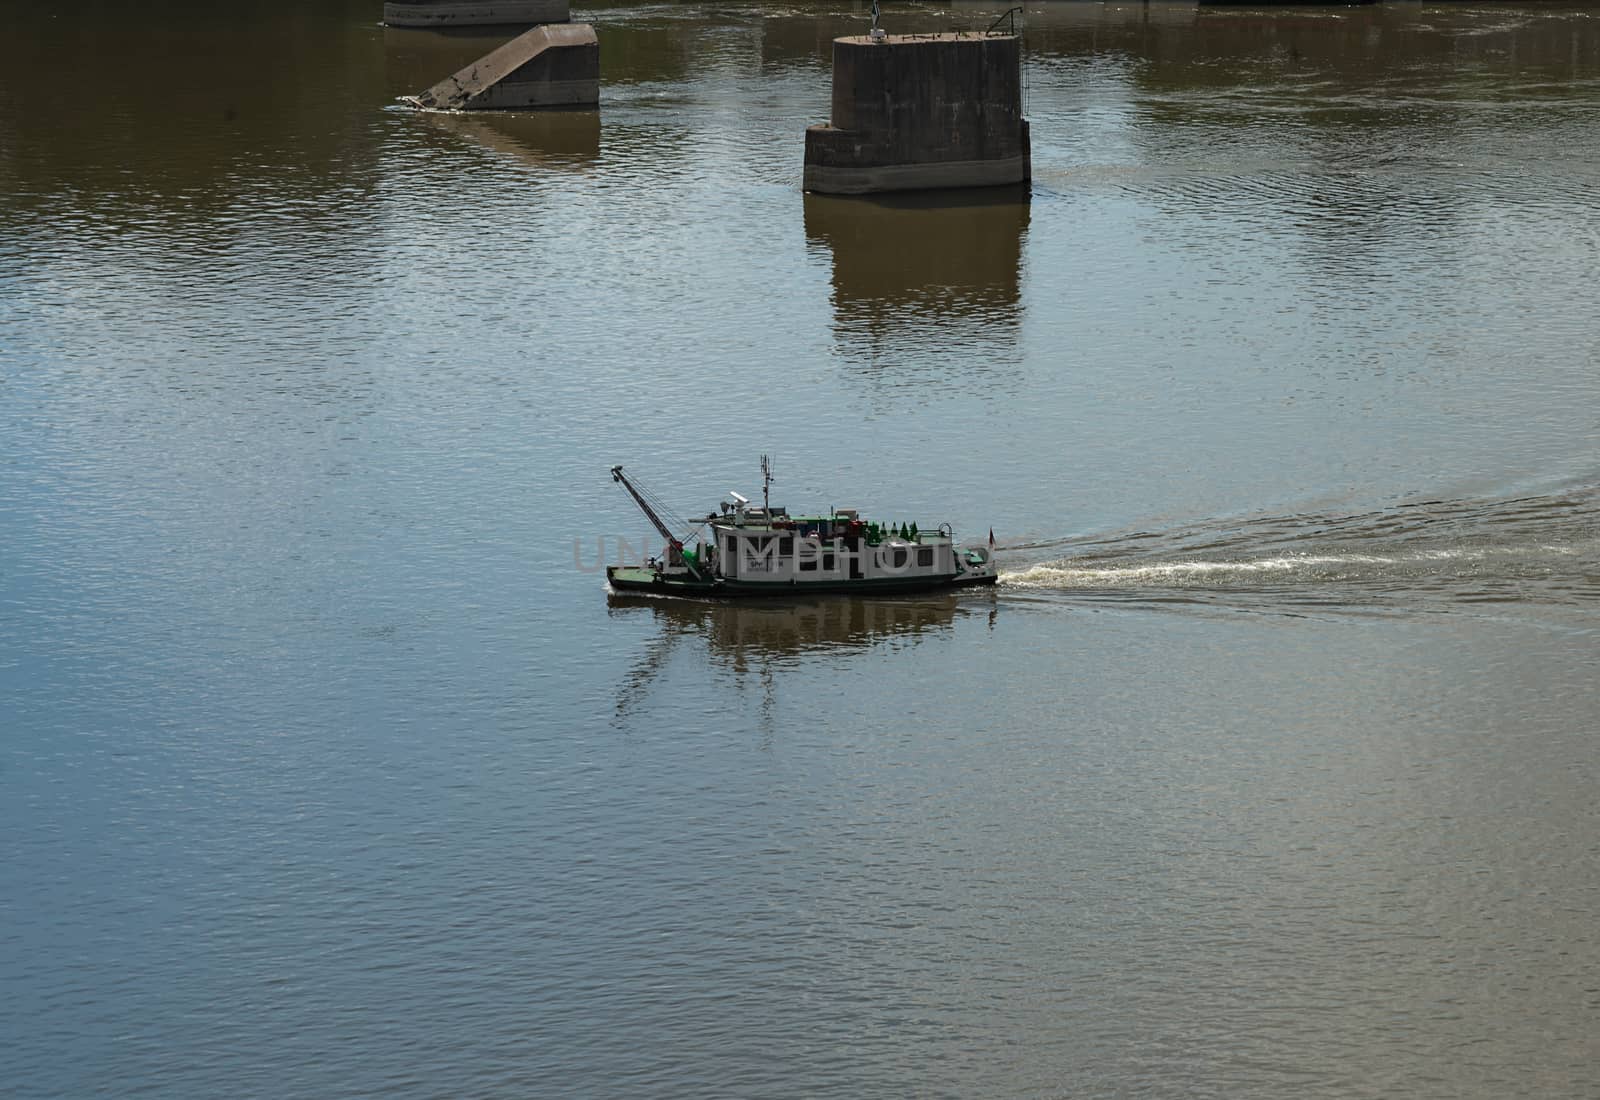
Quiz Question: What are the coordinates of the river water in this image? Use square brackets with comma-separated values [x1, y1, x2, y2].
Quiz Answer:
[3, 1, 1598, 1095]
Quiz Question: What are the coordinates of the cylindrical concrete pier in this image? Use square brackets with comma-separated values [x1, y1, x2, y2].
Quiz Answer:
[804, 33, 1031, 195]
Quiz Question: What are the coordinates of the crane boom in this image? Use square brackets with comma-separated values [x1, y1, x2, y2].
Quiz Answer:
[610, 465, 707, 580]
[611, 465, 679, 547]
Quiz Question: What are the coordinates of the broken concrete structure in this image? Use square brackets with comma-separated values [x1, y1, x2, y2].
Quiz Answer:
[404, 23, 599, 110]
[384, 0, 570, 28]
[804, 32, 1030, 195]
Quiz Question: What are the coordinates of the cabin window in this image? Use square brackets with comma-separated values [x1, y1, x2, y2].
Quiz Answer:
[800, 558, 817, 572]
[917, 548, 933, 567]
[892, 549, 908, 569]
[779, 536, 793, 556]
[823, 553, 835, 571]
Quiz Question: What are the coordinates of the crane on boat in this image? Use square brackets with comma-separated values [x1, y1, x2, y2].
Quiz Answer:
[610, 465, 704, 578]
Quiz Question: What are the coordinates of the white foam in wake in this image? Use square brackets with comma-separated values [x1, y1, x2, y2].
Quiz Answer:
[1004, 556, 1371, 588]
[999, 545, 1574, 589]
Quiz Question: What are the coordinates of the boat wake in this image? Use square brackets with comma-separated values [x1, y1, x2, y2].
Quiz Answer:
[999, 485, 1600, 615]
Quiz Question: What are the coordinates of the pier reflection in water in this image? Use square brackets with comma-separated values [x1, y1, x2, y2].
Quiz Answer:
[419, 110, 601, 171]
[803, 188, 1030, 378]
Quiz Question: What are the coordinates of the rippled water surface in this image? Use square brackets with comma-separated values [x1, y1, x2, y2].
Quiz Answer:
[3, 2, 1599, 1096]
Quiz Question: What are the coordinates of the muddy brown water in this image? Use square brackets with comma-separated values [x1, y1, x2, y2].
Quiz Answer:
[3, 2, 1598, 1096]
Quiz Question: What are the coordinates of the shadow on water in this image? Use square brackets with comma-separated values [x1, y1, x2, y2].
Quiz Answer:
[0, 0, 399, 408]
[803, 187, 1031, 381]
[999, 484, 1600, 618]
[1, 0, 386, 222]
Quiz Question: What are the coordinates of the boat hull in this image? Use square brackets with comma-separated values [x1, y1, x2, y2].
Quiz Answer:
[606, 565, 997, 597]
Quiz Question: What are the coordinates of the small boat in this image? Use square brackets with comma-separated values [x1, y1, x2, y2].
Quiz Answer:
[606, 458, 998, 597]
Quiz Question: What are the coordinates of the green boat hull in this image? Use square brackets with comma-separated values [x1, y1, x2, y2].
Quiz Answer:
[606, 565, 997, 597]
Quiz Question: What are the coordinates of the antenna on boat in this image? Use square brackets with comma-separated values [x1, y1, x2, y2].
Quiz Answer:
[760, 454, 773, 517]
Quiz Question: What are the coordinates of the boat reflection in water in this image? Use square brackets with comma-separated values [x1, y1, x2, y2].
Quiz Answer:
[803, 188, 1030, 382]
[607, 592, 987, 724]
[609, 590, 973, 655]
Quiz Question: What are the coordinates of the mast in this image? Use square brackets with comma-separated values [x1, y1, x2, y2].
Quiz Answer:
[761, 454, 773, 516]
[610, 465, 679, 549]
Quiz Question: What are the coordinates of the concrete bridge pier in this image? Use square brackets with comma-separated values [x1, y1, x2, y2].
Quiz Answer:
[384, 0, 570, 29]
[804, 32, 1030, 195]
